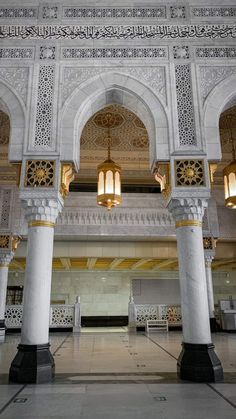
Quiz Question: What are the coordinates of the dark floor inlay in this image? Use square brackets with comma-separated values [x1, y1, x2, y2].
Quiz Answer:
[207, 383, 236, 409]
[13, 398, 27, 403]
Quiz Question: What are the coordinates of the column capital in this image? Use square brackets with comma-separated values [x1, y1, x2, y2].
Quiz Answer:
[0, 251, 14, 267]
[0, 235, 21, 266]
[168, 197, 208, 226]
[204, 254, 214, 267]
[19, 192, 64, 225]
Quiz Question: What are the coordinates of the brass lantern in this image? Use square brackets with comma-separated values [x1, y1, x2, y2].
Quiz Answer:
[224, 159, 236, 209]
[223, 118, 236, 209]
[97, 125, 121, 211]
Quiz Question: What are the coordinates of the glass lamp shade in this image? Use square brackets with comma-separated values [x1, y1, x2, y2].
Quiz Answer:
[97, 158, 122, 210]
[223, 160, 236, 209]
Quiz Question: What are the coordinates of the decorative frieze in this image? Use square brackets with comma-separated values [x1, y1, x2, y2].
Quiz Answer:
[170, 6, 186, 19]
[173, 46, 189, 59]
[191, 7, 236, 18]
[0, 235, 10, 249]
[0, 48, 34, 59]
[42, 6, 58, 19]
[0, 67, 29, 105]
[0, 25, 235, 40]
[196, 47, 236, 59]
[57, 209, 175, 228]
[203, 236, 215, 251]
[62, 66, 166, 105]
[200, 66, 236, 102]
[0, 189, 11, 229]
[63, 7, 166, 19]
[175, 160, 205, 187]
[0, 8, 37, 19]
[24, 160, 55, 188]
[61, 47, 167, 60]
[175, 64, 196, 146]
[39, 46, 56, 60]
[34, 65, 55, 147]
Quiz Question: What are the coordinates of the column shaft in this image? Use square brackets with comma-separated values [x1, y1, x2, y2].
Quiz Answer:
[21, 225, 54, 345]
[0, 266, 8, 320]
[0, 266, 8, 334]
[205, 261, 215, 319]
[176, 224, 211, 344]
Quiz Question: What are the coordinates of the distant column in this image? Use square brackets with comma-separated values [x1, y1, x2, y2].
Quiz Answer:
[0, 236, 20, 341]
[203, 237, 217, 332]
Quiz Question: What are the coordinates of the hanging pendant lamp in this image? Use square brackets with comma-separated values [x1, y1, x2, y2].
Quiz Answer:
[223, 117, 236, 209]
[97, 118, 122, 211]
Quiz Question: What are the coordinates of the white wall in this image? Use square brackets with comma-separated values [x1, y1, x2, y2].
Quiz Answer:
[132, 278, 180, 305]
[7, 269, 236, 313]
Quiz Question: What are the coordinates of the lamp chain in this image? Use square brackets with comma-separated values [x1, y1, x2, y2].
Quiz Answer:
[107, 126, 111, 161]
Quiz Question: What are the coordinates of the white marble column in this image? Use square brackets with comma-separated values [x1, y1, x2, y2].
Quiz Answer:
[0, 253, 14, 340]
[168, 198, 223, 382]
[205, 255, 215, 319]
[128, 295, 137, 332]
[10, 196, 63, 383]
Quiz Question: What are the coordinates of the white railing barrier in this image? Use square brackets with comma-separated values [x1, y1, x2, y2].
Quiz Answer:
[133, 304, 182, 327]
[146, 319, 169, 333]
[5, 302, 81, 331]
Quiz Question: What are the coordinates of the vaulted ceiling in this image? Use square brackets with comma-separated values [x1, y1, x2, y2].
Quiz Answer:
[77, 104, 153, 185]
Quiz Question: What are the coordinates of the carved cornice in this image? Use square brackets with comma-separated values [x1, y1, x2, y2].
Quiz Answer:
[57, 208, 175, 227]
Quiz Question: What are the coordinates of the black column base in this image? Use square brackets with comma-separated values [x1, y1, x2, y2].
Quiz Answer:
[210, 317, 219, 333]
[9, 343, 55, 384]
[177, 342, 224, 383]
[0, 319, 6, 338]
[0, 319, 6, 329]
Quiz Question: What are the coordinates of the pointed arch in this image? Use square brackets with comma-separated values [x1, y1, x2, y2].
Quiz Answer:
[204, 74, 236, 161]
[60, 71, 170, 170]
[0, 81, 26, 161]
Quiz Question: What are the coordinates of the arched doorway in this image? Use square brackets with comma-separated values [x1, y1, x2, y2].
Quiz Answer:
[67, 104, 163, 327]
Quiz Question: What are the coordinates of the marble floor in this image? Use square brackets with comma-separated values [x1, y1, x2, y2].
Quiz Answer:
[0, 329, 235, 418]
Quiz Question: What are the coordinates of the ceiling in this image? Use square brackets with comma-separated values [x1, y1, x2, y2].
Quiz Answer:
[9, 256, 236, 272]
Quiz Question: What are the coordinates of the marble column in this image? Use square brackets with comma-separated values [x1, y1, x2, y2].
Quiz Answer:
[9, 196, 63, 384]
[0, 253, 14, 340]
[128, 295, 137, 332]
[168, 198, 223, 382]
[205, 254, 217, 332]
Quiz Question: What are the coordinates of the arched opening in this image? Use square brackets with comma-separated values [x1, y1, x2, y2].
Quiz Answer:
[60, 72, 169, 170]
[0, 110, 19, 185]
[67, 104, 164, 325]
[70, 104, 159, 193]
[0, 82, 25, 163]
[216, 105, 236, 206]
